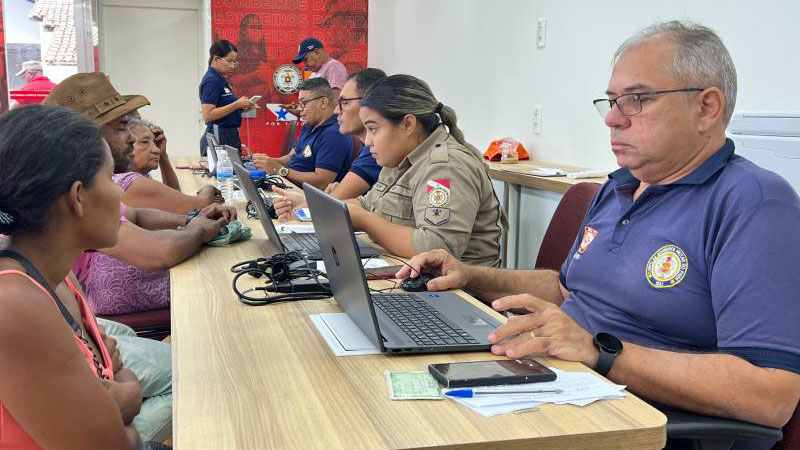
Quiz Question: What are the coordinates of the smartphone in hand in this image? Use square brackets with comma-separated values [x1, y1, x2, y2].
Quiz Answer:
[249, 95, 262, 103]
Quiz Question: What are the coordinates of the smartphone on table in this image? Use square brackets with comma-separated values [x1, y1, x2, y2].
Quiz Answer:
[428, 359, 556, 388]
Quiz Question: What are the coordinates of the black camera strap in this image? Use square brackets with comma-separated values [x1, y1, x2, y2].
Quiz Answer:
[0, 249, 81, 333]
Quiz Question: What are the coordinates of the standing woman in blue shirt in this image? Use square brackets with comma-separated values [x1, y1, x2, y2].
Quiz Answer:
[199, 39, 255, 156]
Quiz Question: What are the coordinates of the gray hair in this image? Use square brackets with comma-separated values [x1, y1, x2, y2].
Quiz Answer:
[614, 20, 737, 124]
[299, 77, 334, 102]
[127, 116, 156, 130]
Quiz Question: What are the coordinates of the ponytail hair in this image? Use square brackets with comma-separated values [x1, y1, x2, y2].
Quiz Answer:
[360, 74, 478, 155]
[0, 105, 106, 235]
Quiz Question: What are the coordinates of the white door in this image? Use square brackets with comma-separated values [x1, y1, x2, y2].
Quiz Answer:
[99, 0, 204, 156]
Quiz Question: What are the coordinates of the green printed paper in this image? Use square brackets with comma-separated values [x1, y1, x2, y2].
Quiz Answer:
[384, 371, 443, 400]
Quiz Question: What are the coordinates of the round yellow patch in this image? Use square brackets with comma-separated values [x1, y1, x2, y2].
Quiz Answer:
[645, 244, 688, 289]
[428, 187, 449, 207]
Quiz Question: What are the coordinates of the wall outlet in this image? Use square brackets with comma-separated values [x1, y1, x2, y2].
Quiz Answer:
[536, 18, 547, 49]
[533, 105, 543, 134]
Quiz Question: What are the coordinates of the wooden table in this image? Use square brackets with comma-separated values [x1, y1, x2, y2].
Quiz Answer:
[170, 157, 665, 449]
[488, 160, 608, 269]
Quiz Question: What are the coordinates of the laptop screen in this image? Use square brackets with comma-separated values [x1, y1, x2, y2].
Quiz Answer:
[205, 133, 218, 171]
[231, 161, 286, 252]
[303, 183, 385, 351]
[223, 144, 243, 166]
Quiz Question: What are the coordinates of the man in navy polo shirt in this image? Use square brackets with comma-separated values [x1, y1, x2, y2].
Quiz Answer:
[398, 21, 800, 449]
[264, 69, 386, 222]
[253, 77, 352, 189]
[326, 68, 386, 199]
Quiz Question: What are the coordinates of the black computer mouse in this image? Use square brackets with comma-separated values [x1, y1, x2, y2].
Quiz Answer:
[401, 273, 433, 292]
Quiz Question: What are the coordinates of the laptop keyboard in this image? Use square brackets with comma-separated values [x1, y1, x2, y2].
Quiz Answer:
[285, 233, 319, 251]
[372, 294, 480, 346]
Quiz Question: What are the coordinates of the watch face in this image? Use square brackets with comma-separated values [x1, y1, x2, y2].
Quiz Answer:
[595, 332, 623, 354]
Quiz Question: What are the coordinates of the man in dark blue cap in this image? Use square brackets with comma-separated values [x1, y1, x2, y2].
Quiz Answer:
[292, 37, 348, 94]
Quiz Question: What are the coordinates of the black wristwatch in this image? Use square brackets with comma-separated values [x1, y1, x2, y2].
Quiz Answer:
[593, 332, 623, 377]
[185, 208, 201, 225]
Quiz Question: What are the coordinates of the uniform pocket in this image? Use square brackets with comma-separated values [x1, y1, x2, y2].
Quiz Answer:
[380, 194, 414, 221]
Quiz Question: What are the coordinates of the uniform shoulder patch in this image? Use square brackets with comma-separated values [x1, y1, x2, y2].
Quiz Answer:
[426, 179, 450, 207]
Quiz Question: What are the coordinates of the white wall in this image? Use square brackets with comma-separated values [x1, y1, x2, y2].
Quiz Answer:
[99, 0, 206, 156]
[368, 0, 800, 170]
[3, 0, 40, 43]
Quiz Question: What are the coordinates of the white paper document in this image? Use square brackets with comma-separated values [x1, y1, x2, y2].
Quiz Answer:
[315, 258, 389, 273]
[528, 167, 567, 177]
[310, 313, 381, 356]
[276, 223, 316, 234]
[444, 368, 627, 417]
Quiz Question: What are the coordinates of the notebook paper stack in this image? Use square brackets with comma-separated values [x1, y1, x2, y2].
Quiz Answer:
[444, 368, 627, 417]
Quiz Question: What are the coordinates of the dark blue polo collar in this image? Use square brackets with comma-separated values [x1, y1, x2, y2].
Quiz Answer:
[307, 114, 337, 134]
[608, 138, 735, 188]
[208, 67, 226, 83]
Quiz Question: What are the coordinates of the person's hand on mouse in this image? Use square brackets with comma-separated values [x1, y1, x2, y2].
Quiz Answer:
[400, 273, 433, 292]
[396, 249, 469, 292]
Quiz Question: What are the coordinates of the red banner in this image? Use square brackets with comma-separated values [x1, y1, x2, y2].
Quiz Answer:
[0, 1, 8, 113]
[210, 0, 368, 156]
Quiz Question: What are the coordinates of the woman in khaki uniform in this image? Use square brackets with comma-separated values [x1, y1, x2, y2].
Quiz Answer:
[347, 74, 503, 266]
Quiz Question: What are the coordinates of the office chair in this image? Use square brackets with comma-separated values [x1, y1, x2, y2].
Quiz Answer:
[350, 135, 362, 164]
[664, 407, 785, 450]
[534, 182, 600, 271]
[279, 120, 299, 156]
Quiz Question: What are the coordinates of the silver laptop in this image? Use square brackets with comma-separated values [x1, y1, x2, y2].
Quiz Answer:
[205, 133, 219, 173]
[223, 144, 243, 166]
[303, 182, 501, 354]
[232, 161, 381, 261]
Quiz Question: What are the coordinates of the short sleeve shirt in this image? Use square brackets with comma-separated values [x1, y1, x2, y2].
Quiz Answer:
[16, 76, 57, 105]
[314, 58, 348, 89]
[199, 67, 241, 130]
[349, 143, 381, 187]
[359, 126, 503, 267]
[559, 139, 800, 376]
[288, 115, 353, 182]
[74, 173, 170, 315]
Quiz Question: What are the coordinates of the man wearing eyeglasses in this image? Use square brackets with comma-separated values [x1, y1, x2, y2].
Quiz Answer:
[253, 77, 353, 189]
[398, 21, 800, 449]
[325, 68, 387, 198]
[267, 68, 387, 221]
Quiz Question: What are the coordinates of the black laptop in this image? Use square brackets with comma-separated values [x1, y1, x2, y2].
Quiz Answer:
[303, 182, 501, 354]
[232, 161, 381, 260]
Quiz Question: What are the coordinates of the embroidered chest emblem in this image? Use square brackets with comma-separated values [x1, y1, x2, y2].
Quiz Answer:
[578, 226, 598, 254]
[645, 244, 688, 289]
[426, 179, 450, 207]
[303, 145, 312, 158]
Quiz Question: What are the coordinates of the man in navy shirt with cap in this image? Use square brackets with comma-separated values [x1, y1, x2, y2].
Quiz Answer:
[253, 77, 352, 189]
[398, 21, 800, 450]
